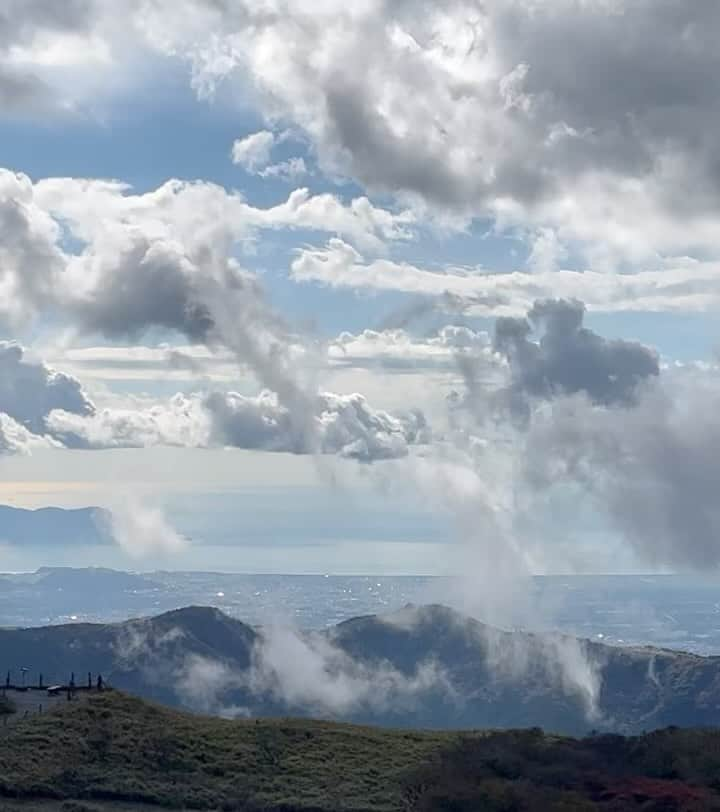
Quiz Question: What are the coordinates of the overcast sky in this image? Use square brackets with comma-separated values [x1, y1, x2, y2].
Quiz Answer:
[1, 0, 719, 575]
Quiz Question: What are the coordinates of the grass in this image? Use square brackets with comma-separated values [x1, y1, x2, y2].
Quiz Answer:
[0, 691, 454, 811]
[3, 691, 720, 810]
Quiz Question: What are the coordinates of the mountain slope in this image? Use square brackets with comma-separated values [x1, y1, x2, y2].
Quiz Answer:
[3, 604, 720, 734]
[3, 692, 720, 811]
[0, 606, 257, 707]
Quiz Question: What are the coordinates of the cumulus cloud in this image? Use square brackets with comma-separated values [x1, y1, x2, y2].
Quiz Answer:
[25, 178, 416, 458]
[47, 392, 210, 450]
[0, 170, 66, 328]
[120, 0, 720, 265]
[0, 412, 57, 456]
[231, 130, 276, 171]
[0, 172, 421, 459]
[0, 337, 92, 456]
[49, 388, 429, 462]
[493, 298, 659, 418]
[206, 389, 430, 461]
[4, 2, 720, 263]
[0, 341, 95, 434]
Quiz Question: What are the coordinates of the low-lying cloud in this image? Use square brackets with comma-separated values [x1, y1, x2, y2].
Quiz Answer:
[101, 498, 188, 560]
[523, 379, 720, 571]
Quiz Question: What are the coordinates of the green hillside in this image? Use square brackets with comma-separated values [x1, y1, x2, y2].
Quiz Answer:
[3, 691, 720, 811]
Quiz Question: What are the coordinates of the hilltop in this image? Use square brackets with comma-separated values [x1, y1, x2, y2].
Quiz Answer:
[3, 691, 720, 810]
[3, 604, 720, 734]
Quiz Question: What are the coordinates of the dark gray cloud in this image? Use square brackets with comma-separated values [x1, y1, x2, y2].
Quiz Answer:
[493, 1, 720, 215]
[0, 341, 94, 435]
[206, 390, 429, 461]
[0, 172, 65, 326]
[493, 298, 659, 418]
[72, 236, 217, 342]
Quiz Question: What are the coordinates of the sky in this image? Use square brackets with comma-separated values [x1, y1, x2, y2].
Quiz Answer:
[1, 0, 720, 576]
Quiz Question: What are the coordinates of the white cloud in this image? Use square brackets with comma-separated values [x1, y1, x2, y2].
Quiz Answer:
[329, 326, 498, 371]
[258, 157, 309, 181]
[102, 497, 188, 559]
[231, 130, 275, 171]
[175, 623, 454, 718]
[292, 240, 720, 316]
[47, 325, 495, 385]
[0, 412, 57, 456]
[33, 174, 414, 260]
[47, 393, 211, 450]
[247, 623, 452, 716]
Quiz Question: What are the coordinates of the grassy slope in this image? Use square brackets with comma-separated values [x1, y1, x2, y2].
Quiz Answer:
[0, 691, 454, 811]
[4, 691, 720, 810]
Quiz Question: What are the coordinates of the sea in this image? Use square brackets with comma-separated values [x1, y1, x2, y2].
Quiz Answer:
[3, 571, 720, 656]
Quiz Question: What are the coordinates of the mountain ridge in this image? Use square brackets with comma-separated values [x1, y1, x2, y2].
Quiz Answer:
[3, 603, 720, 735]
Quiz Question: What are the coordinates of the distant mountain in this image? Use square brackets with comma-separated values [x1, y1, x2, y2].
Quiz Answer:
[0, 504, 110, 546]
[3, 604, 720, 734]
[31, 566, 159, 591]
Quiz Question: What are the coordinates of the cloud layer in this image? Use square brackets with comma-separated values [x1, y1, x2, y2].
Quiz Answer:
[48, 388, 428, 462]
[292, 241, 720, 316]
[134, 0, 720, 265]
[5, 2, 720, 266]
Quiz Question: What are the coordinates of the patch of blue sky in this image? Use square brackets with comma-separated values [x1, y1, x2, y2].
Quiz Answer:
[585, 312, 719, 362]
